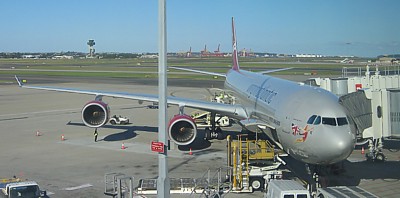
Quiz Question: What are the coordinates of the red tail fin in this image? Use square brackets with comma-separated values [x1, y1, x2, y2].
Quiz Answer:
[232, 17, 240, 71]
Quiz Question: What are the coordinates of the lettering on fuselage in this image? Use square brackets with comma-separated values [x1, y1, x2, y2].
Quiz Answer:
[268, 115, 281, 126]
[246, 84, 277, 104]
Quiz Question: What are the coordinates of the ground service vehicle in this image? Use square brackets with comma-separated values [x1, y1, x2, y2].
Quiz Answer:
[264, 180, 310, 198]
[109, 115, 130, 125]
[0, 181, 46, 198]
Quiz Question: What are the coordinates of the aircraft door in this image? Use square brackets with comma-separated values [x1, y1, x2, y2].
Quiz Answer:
[279, 99, 302, 146]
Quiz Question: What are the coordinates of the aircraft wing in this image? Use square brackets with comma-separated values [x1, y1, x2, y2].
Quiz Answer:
[239, 118, 276, 131]
[257, 67, 293, 74]
[169, 66, 226, 77]
[15, 76, 248, 120]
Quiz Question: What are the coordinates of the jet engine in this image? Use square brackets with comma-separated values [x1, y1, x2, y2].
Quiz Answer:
[82, 101, 110, 128]
[168, 114, 197, 145]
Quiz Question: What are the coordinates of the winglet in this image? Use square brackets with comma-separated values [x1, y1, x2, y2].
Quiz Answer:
[232, 17, 240, 71]
[14, 75, 23, 87]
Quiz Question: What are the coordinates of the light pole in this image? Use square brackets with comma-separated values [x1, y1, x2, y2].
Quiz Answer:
[157, 0, 170, 197]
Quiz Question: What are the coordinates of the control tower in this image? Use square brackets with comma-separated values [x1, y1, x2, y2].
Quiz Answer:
[87, 39, 95, 58]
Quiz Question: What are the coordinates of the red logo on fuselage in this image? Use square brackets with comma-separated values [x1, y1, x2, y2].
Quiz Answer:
[292, 123, 313, 142]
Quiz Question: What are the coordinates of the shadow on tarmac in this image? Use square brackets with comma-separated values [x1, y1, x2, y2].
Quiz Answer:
[67, 121, 157, 131]
[384, 138, 400, 152]
[103, 129, 136, 141]
[281, 140, 400, 188]
[332, 160, 400, 186]
[67, 121, 158, 141]
[178, 138, 212, 151]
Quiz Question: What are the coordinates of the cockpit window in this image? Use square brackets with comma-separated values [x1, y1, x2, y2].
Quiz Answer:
[307, 115, 321, 125]
[314, 116, 321, 125]
[307, 115, 317, 124]
[337, 117, 348, 126]
[322, 117, 336, 126]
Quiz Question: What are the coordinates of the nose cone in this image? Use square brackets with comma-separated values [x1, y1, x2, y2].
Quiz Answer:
[333, 132, 355, 160]
[323, 128, 355, 164]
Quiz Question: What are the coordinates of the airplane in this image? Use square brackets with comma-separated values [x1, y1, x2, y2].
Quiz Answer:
[340, 58, 354, 64]
[15, 17, 356, 166]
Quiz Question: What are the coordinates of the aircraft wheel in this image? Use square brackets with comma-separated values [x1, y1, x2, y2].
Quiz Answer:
[375, 153, 385, 162]
[217, 132, 224, 140]
[365, 153, 374, 162]
[204, 127, 212, 140]
[215, 127, 224, 140]
[250, 177, 264, 191]
[212, 194, 220, 198]
[110, 120, 116, 125]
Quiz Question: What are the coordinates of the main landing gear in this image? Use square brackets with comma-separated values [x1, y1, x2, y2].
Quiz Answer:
[204, 112, 225, 140]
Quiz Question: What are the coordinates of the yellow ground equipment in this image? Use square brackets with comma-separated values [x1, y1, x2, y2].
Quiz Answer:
[0, 178, 21, 184]
[227, 135, 283, 192]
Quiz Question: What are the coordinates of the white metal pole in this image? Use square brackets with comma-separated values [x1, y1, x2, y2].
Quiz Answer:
[157, 0, 170, 197]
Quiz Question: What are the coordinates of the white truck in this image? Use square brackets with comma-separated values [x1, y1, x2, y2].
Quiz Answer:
[109, 115, 130, 125]
[264, 180, 310, 198]
[0, 181, 46, 198]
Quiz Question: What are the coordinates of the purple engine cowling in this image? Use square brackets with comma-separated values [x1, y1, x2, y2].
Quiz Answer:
[82, 100, 110, 128]
[168, 114, 197, 145]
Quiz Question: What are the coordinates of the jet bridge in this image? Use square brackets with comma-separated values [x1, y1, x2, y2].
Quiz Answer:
[307, 64, 400, 161]
[340, 88, 400, 139]
[339, 91, 372, 139]
[342, 88, 400, 161]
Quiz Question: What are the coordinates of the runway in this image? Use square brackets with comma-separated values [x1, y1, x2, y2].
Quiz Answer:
[1, 80, 400, 197]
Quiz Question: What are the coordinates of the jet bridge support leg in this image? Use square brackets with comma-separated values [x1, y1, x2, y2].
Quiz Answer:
[366, 138, 385, 162]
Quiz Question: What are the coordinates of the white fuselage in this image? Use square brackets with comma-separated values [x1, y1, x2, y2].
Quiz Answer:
[225, 69, 356, 165]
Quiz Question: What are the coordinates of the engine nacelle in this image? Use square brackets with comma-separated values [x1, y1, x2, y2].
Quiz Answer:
[168, 114, 197, 146]
[82, 101, 110, 128]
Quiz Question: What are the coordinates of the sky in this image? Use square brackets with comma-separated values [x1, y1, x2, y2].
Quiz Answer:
[1, 0, 399, 57]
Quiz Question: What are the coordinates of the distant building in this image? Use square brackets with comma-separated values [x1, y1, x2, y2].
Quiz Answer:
[378, 57, 397, 64]
[295, 54, 323, 58]
[22, 55, 40, 59]
[140, 54, 158, 59]
[52, 55, 74, 59]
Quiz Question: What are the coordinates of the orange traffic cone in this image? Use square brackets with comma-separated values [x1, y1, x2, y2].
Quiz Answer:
[361, 146, 365, 154]
[121, 142, 126, 150]
[61, 134, 65, 141]
[189, 148, 193, 155]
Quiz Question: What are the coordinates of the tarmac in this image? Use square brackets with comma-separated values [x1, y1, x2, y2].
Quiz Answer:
[1, 79, 400, 197]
